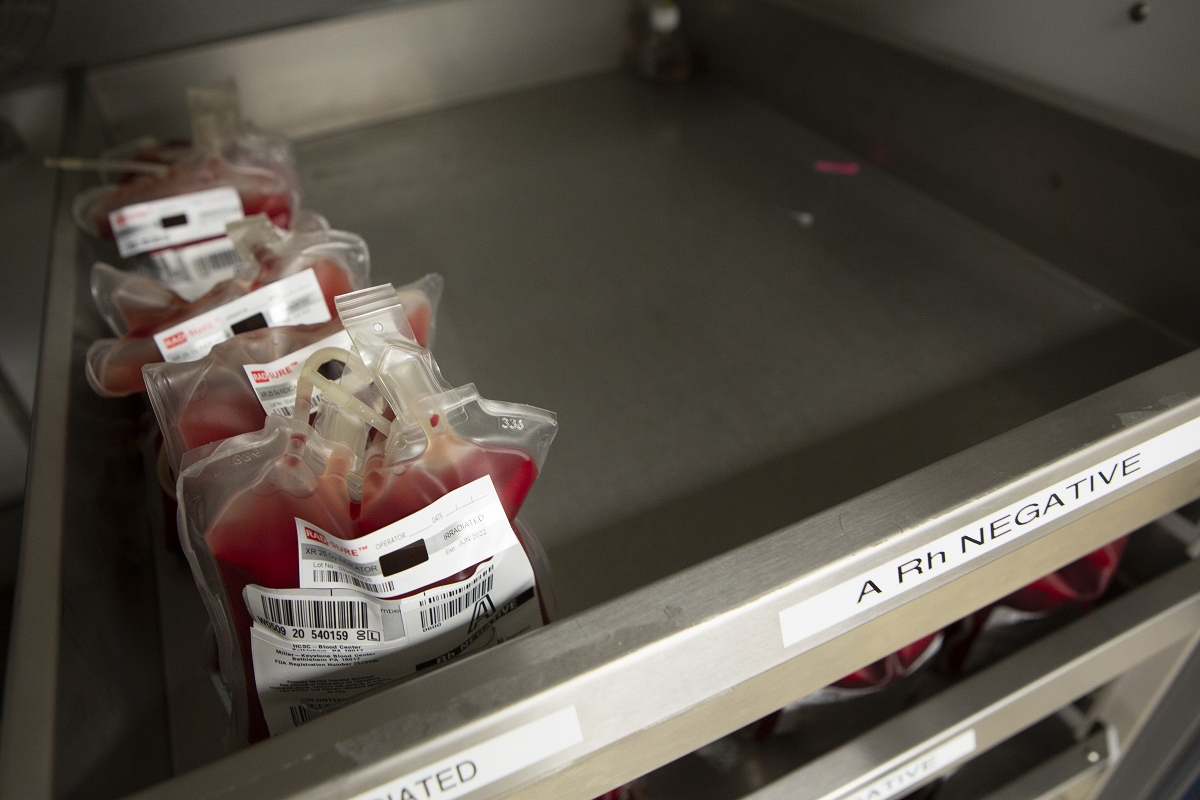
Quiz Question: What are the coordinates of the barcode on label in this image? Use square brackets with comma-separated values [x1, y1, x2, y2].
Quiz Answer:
[420, 571, 495, 631]
[259, 596, 369, 629]
[269, 398, 323, 419]
[188, 244, 242, 277]
[313, 569, 396, 595]
[289, 705, 313, 726]
[288, 295, 318, 313]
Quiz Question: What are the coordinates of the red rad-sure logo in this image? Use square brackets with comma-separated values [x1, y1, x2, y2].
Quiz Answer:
[304, 525, 368, 557]
[251, 363, 298, 384]
[163, 331, 188, 349]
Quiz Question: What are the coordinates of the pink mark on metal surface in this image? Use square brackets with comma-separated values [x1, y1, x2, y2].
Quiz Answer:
[814, 160, 861, 176]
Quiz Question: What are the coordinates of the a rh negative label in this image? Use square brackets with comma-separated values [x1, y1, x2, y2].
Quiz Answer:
[347, 706, 582, 800]
[781, 414, 1200, 648]
[828, 730, 976, 800]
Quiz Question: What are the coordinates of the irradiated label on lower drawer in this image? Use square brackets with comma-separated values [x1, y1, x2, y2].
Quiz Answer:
[347, 707, 582, 800]
[828, 729, 976, 800]
[781, 414, 1200, 648]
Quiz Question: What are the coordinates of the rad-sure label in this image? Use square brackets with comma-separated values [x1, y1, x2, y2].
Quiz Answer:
[246, 476, 542, 735]
[242, 330, 354, 418]
[297, 475, 522, 598]
[110, 186, 244, 258]
[152, 268, 331, 363]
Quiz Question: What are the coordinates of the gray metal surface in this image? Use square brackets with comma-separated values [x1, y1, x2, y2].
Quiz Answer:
[2, 83, 175, 800]
[18, 0, 388, 75]
[109, 352, 1200, 800]
[977, 728, 1110, 800]
[740, 560, 1200, 800]
[762, 0, 1200, 161]
[0, 77, 62, 409]
[293, 72, 1188, 616]
[0, 77, 63, 503]
[84, 0, 628, 142]
[6, 9, 1200, 799]
[679, 0, 1200, 347]
[0, 78, 80, 798]
[1095, 634, 1200, 800]
[1080, 634, 1200, 798]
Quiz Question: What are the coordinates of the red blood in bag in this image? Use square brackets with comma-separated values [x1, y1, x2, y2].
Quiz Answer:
[832, 631, 940, 690]
[176, 381, 272, 453]
[95, 266, 355, 397]
[250, 257, 352, 319]
[91, 335, 164, 397]
[202, 423, 542, 741]
[205, 440, 357, 740]
[356, 437, 540, 615]
[118, 280, 247, 334]
[359, 437, 538, 532]
[241, 191, 292, 231]
[404, 302, 432, 349]
[999, 537, 1127, 614]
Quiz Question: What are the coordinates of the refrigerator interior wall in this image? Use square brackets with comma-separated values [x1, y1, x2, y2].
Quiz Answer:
[677, 0, 1200, 349]
[758, 0, 1200, 161]
[3, 0, 1200, 798]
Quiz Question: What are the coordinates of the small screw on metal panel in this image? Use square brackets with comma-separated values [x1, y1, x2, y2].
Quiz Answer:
[1129, 2, 1150, 22]
[1087, 750, 1102, 763]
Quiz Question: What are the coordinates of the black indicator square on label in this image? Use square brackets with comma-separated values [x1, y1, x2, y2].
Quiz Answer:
[380, 539, 430, 576]
[231, 312, 269, 334]
[160, 213, 189, 228]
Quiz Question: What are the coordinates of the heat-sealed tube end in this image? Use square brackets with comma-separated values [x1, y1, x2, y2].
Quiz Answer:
[226, 213, 283, 265]
[86, 338, 145, 397]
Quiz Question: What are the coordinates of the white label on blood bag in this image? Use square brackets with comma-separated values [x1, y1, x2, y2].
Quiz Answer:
[110, 186, 244, 258]
[144, 236, 246, 300]
[297, 476, 521, 599]
[345, 706, 583, 800]
[242, 330, 353, 418]
[780, 414, 1200, 649]
[247, 476, 541, 735]
[249, 551, 539, 734]
[826, 729, 976, 800]
[152, 268, 330, 363]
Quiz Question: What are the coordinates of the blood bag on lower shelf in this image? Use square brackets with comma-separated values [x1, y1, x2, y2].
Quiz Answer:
[753, 630, 945, 738]
[944, 538, 1130, 675]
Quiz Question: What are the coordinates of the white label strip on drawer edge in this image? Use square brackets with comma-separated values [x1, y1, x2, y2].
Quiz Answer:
[781, 414, 1200, 648]
[346, 707, 582, 800]
[821, 730, 977, 800]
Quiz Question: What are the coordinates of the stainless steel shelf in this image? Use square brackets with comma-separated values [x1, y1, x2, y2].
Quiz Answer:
[736, 558, 1200, 800]
[973, 726, 1111, 800]
[4, 2, 1200, 799]
[107, 354, 1200, 800]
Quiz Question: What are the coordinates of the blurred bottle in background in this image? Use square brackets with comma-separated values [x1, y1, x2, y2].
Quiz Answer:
[635, 0, 692, 84]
